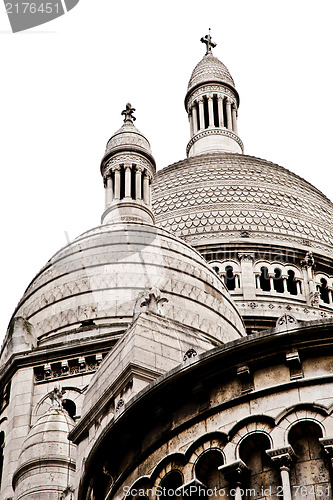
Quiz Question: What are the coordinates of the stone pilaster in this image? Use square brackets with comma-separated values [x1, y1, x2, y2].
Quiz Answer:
[238, 253, 256, 300]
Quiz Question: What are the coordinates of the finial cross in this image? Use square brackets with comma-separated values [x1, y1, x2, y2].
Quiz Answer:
[121, 102, 136, 123]
[200, 28, 216, 55]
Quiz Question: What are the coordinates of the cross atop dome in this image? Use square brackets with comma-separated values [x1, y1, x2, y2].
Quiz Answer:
[200, 29, 216, 55]
[121, 102, 136, 123]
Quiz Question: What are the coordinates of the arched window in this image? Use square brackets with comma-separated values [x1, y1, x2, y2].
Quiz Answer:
[239, 433, 280, 499]
[62, 399, 76, 419]
[287, 270, 298, 295]
[160, 471, 183, 500]
[273, 268, 284, 293]
[319, 278, 330, 304]
[289, 422, 330, 495]
[224, 266, 236, 291]
[195, 449, 224, 489]
[259, 267, 270, 291]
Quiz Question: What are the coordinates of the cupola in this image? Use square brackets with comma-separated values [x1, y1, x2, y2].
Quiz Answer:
[100, 103, 156, 224]
[185, 32, 243, 157]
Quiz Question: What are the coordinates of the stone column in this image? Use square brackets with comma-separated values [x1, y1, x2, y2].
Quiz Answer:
[135, 166, 143, 200]
[198, 98, 205, 130]
[282, 275, 288, 293]
[232, 105, 238, 134]
[218, 95, 224, 127]
[143, 172, 150, 205]
[124, 165, 131, 198]
[192, 104, 198, 134]
[218, 460, 249, 500]
[104, 174, 113, 207]
[226, 98, 233, 130]
[328, 287, 333, 304]
[267, 446, 295, 500]
[297, 279, 303, 295]
[269, 273, 275, 292]
[208, 95, 214, 127]
[113, 166, 121, 200]
[238, 253, 256, 300]
[255, 273, 260, 289]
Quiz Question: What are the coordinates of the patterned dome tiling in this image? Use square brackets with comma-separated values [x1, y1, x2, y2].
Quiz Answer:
[152, 153, 333, 251]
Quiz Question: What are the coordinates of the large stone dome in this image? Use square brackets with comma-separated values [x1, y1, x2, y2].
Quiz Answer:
[7, 222, 244, 349]
[152, 153, 333, 254]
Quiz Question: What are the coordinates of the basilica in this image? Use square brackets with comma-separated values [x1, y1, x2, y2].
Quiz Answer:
[1, 34, 333, 500]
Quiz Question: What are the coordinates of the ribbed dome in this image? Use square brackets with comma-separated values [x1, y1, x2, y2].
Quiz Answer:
[104, 120, 153, 161]
[187, 54, 235, 93]
[8, 222, 245, 348]
[152, 153, 333, 253]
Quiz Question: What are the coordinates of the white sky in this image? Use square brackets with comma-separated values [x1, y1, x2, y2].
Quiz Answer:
[1, 0, 333, 342]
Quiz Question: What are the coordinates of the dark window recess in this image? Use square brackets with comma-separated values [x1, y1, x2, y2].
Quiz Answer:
[224, 266, 236, 291]
[319, 278, 330, 303]
[195, 102, 200, 131]
[213, 95, 219, 127]
[212, 266, 219, 274]
[223, 98, 228, 127]
[259, 266, 270, 291]
[62, 399, 77, 419]
[273, 268, 284, 293]
[287, 270, 298, 295]
[0, 382, 11, 414]
[120, 165, 125, 199]
[160, 471, 183, 500]
[203, 97, 209, 129]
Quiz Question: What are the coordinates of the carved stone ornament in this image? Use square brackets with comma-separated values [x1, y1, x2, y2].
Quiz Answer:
[276, 314, 298, 327]
[311, 291, 320, 307]
[140, 287, 168, 315]
[301, 251, 315, 269]
[49, 383, 65, 409]
[183, 348, 197, 361]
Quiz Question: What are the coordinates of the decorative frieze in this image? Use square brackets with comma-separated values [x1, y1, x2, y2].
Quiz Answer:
[34, 353, 108, 383]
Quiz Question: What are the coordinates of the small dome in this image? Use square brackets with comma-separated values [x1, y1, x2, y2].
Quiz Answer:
[187, 54, 235, 93]
[8, 223, 245, 348]
[13, 406, 75, 499]
[104, 120, 154, 162]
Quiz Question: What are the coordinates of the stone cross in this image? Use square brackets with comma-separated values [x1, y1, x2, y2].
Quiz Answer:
[200, 29, 216, 55]
[121, 103, 136, 122]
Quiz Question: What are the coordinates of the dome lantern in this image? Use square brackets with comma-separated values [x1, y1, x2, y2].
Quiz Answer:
[185, 33, 243, 157]
[100, 103, 156, 225]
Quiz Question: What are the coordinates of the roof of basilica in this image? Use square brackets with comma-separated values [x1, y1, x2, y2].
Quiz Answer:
[152, 153, 333, 253]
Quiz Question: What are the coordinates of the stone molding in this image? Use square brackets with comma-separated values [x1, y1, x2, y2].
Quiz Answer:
[186, 128, 244, 155]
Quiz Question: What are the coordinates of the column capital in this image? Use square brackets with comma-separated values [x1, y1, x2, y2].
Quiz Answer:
[319, 437, 333, 457]
[238, 253, 255, 263]
[124, 164, 132, 171]
[266, 446, 296, 469]
[218, 459, 250, 486]
[112, 166, 121, 173]
[135, 165, 144, 174]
